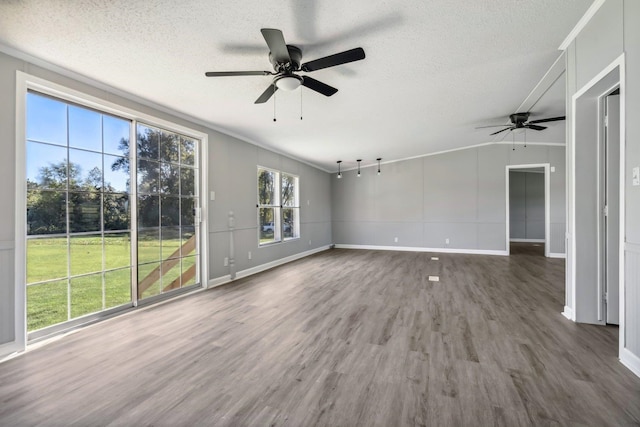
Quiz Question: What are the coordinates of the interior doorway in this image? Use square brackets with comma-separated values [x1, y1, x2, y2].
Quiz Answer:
[506, 164, 550, 257]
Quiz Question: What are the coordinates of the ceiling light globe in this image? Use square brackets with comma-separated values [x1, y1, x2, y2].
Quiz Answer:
[275, 75, 302, 91]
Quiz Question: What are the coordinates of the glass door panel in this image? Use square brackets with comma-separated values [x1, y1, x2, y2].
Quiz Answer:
[136, 124, 199, 300]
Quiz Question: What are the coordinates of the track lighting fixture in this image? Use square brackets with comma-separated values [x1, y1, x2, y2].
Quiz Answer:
[337, 160, 342, 179]
[377, 158, 382, 175]
[357, 159, 362, 177]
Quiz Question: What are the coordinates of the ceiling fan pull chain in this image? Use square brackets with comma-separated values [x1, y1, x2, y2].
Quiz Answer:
[273, 87, 277, 122]
[524, 129, 527, 148]
[300, 88, 303, 120]
[512, 130, 515, 151]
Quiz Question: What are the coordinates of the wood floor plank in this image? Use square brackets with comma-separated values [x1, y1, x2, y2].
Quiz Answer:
[1, 244, 639, 426]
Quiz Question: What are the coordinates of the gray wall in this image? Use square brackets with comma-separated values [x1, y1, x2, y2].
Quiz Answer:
[332, 144, 566, 254]
[0, 50, 332, 352]
[565, 0, 640, 361]
[509, 171, 545, 240]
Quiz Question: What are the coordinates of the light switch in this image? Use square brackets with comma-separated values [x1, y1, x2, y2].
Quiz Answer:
[550, 166, 556, 173]
[210, 191, 216, 201]
[633, 167, 640, 186]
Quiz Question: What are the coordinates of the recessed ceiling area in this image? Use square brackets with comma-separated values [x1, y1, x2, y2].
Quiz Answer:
[0, 0, 590, 171]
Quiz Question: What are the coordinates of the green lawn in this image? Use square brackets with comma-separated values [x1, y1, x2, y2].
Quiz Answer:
[26, 235, 197, 331]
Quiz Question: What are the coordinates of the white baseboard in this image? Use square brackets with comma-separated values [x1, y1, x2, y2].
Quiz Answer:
[334, 244, 508, 256]
[549, 252, 567, 259]
[208, 245, 331, 289]
[509, 238, 545, 243]
[562, 305, 574, 321]
[621, 348, 640, 378]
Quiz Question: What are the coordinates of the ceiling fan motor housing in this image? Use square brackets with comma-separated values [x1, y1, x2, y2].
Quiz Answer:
[510, 112, 530, 126]
[270, 45, 302, 72]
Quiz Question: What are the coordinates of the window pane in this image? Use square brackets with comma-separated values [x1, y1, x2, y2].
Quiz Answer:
[105, 233, 131, 270]
[104, 154, 129, 192]
[160, 196, 180, 227]
[282, 174, 297, 207]
[180, 167, 195, 196]
[69, 105, 102, 152]
[70, 234, 103, 276]
[27, 280, 68, 331]
[180, 137, 195, 166]
[138, 228, 160, 264]
[103, 115, 130, 156]
[69, 192, 101, 233]
[161, 226, 181, 260]
[159, 162, 180, 194]
[27, 237, 68, 283]
[258, 169, 277, 205]
[104, 193, 130, 231]
[259, 207, 278, 244]
[181, 226, 197, 257]
[137, 124, 159, 160]
[105, 268, 131, 308]
[69, 149, 102, 190]
[182, 256, 197, 287]
[137, 159, 160, 194]
[26, 142, 68, 190]
[283, 208, 299, 240]
[26, 92, 67, 146]
[27, 190, 67, 235]
[160, 130, 179, 163]
[162, 260, 182, 291]
[138, 262, 161, 299]
[138, 194, 159, 228]
[181, 198, 195, 226]
[70, 273, 103, 318]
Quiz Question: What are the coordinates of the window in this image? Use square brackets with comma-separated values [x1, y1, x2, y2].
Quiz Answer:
[257, 167, 299, 245]
[26, 91, 133, 331]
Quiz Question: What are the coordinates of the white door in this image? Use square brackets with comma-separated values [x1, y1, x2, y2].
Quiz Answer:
[605, 92, 620, 325]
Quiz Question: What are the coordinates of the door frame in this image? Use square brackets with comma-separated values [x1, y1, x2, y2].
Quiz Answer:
[13, 71, 209, 351]
[505, 163, 551, 257]
[567, 54, 629, 371]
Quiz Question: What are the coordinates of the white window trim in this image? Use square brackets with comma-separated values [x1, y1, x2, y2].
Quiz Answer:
[14, 71, 209, 353]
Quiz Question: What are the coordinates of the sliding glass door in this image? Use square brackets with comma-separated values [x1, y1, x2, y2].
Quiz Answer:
[135, 124, 199, 300]
[25, 91, 200, 334]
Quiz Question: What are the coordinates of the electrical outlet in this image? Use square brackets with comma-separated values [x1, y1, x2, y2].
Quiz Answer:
[309, 240, 312, 245]
[248, 251, 252, 260]
[394, 237, 398, 243]
[633, 166, 640, 186]
[445, 238, 450, 245]
[223, 257, 228, 267]
[307, 200, 310, 206]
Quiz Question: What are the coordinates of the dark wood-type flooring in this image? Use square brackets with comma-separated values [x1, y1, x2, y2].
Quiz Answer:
[1, 245, 640, 426]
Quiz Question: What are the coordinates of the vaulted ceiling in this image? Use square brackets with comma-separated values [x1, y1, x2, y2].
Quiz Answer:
[0, 0, 591, 171]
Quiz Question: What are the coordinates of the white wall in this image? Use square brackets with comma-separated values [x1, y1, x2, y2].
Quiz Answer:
[332, 144, 566, 254]
[0, 50, 332, 355]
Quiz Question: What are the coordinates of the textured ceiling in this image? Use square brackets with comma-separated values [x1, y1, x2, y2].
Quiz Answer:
[0, 0, 590, 171]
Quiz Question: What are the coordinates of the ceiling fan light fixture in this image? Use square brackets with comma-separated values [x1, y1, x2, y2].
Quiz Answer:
[275, 74, 302, 91]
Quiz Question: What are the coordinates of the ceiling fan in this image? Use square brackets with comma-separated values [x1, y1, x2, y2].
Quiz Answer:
[478, 112, 566, 135]
[205, 28, 366, 104]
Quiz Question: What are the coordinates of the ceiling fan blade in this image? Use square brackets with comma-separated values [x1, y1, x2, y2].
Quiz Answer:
[301, 76, 338, 96]
[526, 124, 547, 131]
[261, 28, 291, 64]
[205, 71, 272, 77]
[301, 47, 365, 72]
[255, 85, 278, 104]
[528, 116, 566, 124]
[490, 127, 513, 136]
[475, 125, 511, 129]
